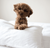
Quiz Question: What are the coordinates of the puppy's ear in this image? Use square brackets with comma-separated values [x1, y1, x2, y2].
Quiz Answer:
[14, 5, 16, 8]
[28, 9, 33, 17]
[14, 4, 17, 11]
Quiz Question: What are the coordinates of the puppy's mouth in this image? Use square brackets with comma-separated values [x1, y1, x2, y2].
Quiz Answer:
[19, 12, 24, 17]
[20, 13, 23, 16]
[19, 12, 26, 17]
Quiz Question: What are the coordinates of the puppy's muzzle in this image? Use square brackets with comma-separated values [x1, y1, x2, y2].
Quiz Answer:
[19, 12, 23, 15]
[20, 13, 23, 15]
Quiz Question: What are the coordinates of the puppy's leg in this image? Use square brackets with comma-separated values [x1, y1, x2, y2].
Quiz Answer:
[14, 24, 19, 29]
[18, 24, 28, 30]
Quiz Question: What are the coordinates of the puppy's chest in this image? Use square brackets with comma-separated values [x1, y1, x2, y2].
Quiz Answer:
[19, 18, 26, 24]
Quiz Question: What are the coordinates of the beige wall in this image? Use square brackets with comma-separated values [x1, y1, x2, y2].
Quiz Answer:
[0, 0, 50, 23]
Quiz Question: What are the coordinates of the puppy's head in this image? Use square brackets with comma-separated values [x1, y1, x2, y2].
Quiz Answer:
[14, 3, 33, 17]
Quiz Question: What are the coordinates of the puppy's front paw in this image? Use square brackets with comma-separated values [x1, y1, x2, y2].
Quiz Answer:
[14, 24, 19, 29]
[18, 24, 28, 30]
[14, 26, 18, 29]
[18, 26, 25, 30]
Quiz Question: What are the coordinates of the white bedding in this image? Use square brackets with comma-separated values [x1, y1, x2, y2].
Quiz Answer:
[28, 22, 50, 48]
[0, 19, 50, 48]
[0, 45, 11, 48]
[9, 21, 50, 48]
[0, 19, 42, 48]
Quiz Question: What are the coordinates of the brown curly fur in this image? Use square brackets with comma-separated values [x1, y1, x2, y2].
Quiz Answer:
[14, 3, 33, 30]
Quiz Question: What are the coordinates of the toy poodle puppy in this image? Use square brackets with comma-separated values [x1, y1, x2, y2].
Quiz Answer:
[14, 3, 33, 30]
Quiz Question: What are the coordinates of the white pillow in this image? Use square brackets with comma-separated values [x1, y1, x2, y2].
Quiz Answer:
[0, 19, 43, 48]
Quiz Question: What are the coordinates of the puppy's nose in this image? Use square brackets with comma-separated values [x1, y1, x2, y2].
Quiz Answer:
[20, 13, 23, 15]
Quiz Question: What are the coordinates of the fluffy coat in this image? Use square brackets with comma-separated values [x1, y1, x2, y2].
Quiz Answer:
[14, 3, 33, 30]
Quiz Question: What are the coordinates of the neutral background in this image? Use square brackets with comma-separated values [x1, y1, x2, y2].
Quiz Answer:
[0, 0, 50, 23]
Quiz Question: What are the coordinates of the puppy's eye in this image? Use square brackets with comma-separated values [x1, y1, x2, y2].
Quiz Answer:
[18, 8, 21, 10]
[24, 9, 28, 12]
